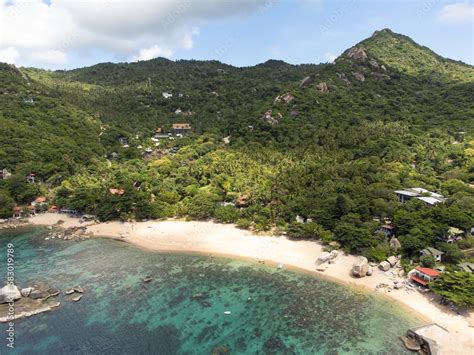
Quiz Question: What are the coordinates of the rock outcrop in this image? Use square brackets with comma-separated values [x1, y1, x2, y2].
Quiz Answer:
[347, 47, 368, 62]
[336, 72, 351, 86]
[390, 237, 401, 250]
[261, 110, 282, 125]
[316, 82, 329, 93]
[353, 72, 365, 82]
[368, 58, 379, 69]
[300, 75, 318, 87]
[274, 93, 295, 104]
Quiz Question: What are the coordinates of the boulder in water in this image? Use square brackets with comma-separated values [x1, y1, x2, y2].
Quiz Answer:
[0, 285, 21, 303]
[29, 290, 45, 300]
[21, 287, 33, 297]
[73, 286, 84, 293]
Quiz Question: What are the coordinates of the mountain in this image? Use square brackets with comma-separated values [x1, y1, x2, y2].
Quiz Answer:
[0, 30, 472, 253]
[348, 28, 473, 82]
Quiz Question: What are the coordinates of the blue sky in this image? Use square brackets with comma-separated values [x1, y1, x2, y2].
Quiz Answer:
[0, 0, 472, 69]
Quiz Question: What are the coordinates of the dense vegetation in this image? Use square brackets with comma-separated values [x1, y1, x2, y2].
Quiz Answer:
[1, 29, 473, 286]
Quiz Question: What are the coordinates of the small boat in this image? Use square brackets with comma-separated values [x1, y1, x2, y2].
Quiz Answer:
[143, 276, 153, 283]
[224, 311, 231, 315]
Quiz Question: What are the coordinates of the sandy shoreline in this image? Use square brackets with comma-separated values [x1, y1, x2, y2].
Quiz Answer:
[28, 213, 473, 354]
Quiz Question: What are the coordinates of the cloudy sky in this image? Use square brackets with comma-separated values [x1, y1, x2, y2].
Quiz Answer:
[0, 0, 472, 69]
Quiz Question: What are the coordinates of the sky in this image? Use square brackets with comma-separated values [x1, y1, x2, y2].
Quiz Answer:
[0, 0, 472, 70]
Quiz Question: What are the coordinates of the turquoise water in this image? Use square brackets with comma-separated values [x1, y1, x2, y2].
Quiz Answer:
[0, 227, 422, 354]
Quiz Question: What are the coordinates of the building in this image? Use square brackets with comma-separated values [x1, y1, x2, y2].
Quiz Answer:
[31, 196, 48, 208]
[0, 168, 11, 180]
[443, 227, 464, 243]
[27, 173, 36, 184]
[118, 136, 128, 146]
[13, 207, 23, 218]
[420, 247, 444, 262]
[162, 92, 173, 99]
[23, 97, 34, 105]
[395, 188, 446, 206]
[410, 267, 440, 286]
[458, 262, 474, 273]
[172, 123, 192, 135]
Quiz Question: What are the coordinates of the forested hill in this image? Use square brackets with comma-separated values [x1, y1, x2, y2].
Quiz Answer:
[0, 29, 473, 258]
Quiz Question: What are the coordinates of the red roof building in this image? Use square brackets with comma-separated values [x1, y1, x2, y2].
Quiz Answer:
[410, 267, 440, 286]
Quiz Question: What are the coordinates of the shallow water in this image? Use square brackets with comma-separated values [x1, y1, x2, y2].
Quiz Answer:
[0, 227, 422, 354]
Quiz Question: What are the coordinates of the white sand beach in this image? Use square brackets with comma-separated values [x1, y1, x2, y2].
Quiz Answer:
[29, 213, 474, 354]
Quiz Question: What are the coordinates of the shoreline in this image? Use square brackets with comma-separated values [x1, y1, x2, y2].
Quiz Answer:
[26, 213, 474, 354]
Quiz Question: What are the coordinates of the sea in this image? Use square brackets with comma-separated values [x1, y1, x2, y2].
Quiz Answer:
[0, 227, 423, 354]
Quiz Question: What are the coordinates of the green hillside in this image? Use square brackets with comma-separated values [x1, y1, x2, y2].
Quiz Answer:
[0, 30, 473, 265]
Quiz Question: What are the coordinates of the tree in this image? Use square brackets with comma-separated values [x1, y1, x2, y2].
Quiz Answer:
[214, 205, 239, 223]
[438, 244, 464, 264]
[287, 222, 332, 240]
[185, 193, 217, 220]
[334, 194, 352, 219]
[0, 192, 15, 219]
[430, 272, 474, 307]
[420, 254, 436, 268]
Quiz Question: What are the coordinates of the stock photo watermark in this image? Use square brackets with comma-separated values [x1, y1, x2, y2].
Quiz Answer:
[5, 243, 16, 349]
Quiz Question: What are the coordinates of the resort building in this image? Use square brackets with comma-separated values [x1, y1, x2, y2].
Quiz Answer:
[172, 123, 192, 135]
[420, 247, 444, 262]
[31, 196, 48, 209]
[0, 168, 11, 180]
[118, 136, 129, 146]
[410, 267, 440, 286]
[395, 188, 446, 206]
[27, 173, 36, 183]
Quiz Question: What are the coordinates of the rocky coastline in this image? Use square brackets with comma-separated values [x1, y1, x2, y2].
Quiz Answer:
[0, 282, 85, 323]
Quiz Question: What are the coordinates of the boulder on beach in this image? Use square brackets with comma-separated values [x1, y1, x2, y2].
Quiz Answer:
[0, 285, 22, 303]
[379, 261, 391, 271]
[366, 266, 373, 276]
[352, 256, 369, 277]
[387, 256, 399, 267]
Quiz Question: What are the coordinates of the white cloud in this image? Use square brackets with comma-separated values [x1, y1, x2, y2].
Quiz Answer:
[0, 47, 20, 64]
[323, 52, 337, 63]
[0, 0, 270, 68]
[29, 49, 67, 64]
[132, 45, 174, 62]
[437, 2, 474, 24]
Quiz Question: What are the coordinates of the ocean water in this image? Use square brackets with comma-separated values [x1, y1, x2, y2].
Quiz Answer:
[0, 227, 423, 354]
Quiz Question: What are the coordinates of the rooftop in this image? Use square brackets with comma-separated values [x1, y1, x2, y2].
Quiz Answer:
[415, 267, 440, 277]
[422, 247, 444, 256]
